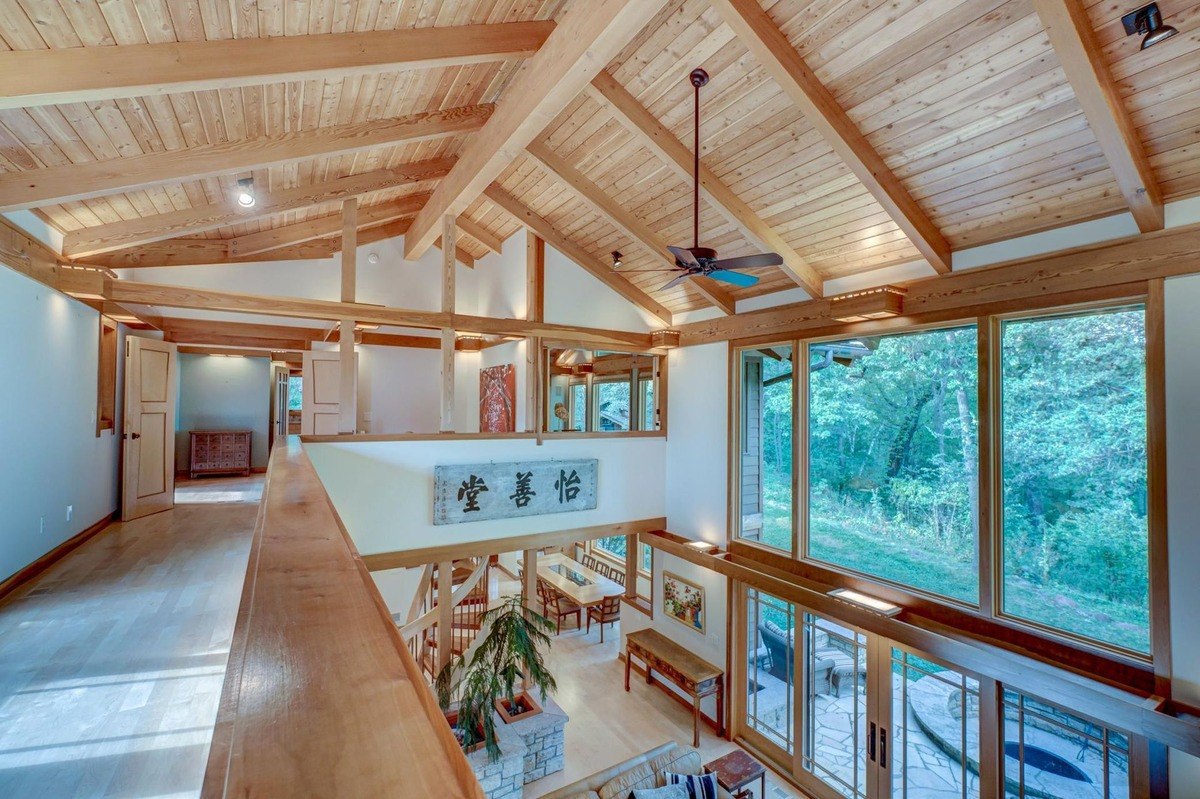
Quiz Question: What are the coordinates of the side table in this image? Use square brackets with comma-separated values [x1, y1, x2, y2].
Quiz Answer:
[704, 749, 767, 799]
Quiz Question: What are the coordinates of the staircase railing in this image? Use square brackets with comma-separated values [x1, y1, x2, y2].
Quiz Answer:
[399, 557, 491, 681]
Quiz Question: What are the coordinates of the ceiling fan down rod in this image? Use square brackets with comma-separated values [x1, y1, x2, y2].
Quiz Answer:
[690, 67, 709, 252]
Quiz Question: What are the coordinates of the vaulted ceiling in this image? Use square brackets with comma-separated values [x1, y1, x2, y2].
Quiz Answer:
[1, 0, 1197, 318]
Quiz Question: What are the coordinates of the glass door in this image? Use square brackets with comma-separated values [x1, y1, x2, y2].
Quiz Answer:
[744, 588, 796, 757]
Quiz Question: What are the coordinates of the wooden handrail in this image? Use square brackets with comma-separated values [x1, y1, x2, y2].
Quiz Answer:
[201, 436, 484, 798]
[406, 563, 435, 624]
[400, 556, 490, 641]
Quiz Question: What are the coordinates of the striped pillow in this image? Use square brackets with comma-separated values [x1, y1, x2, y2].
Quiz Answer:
[663, 771, 719, 799]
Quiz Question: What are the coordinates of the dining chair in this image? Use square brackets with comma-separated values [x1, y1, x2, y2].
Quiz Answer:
[541, 583, 582, 634]
[586, 595, 622, 643]
[582, 554, 598, 571]
[610, 568, 626, 587]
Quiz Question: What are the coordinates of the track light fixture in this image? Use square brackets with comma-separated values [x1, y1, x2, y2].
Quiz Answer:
[611, 250, 623, 269]
[236, 177, 256, 208]
[1122, 3, 1177, 50]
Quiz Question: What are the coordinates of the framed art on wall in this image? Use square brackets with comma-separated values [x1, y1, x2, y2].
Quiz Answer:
[663, 571, 705, 634]
[480, 363, 516, 432]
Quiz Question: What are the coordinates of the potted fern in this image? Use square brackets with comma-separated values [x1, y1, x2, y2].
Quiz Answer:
[435, 595, 558, 760]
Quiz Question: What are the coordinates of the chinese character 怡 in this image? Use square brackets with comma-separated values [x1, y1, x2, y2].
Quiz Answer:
[509, 471, 536, 509]
[457, 474, 489, 513]
[555, 468, 581, 504]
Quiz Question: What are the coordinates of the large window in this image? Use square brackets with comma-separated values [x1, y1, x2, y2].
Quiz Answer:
[999, 307, 1149, 653]
[807, 327, 979, 603]
[545, 348, 661, 434]
[738, 346, 794, 552]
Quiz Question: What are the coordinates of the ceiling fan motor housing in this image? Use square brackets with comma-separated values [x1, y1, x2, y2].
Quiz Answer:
[688, 246, 718, 264]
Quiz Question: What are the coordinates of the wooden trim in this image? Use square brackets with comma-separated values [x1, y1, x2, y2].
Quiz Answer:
[0, 512, 116, 603]
[483, 184, 674, 324]
[709, 0, 951, 272]
[645, 531, 1200, 756]
[621, 594, 653, 618]
[1031, 0, 1163, 232]
[977, 317, 996, 618]
[96, 315, 118, 435]
[360, 517, 667, 571]
[63, 159, 453, 258]
[677, 223, 1200, 346]
[0, 23, 554, 110]
[0, 104, 492, 211]
[404, 0, 671, 259]
[1146, 278, 1171, 699]
[201, 438, 485, 798]
[586, 70, 823, 298]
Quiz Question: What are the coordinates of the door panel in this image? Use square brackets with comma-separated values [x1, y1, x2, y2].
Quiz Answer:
[302, 352, 356, 435]
[122, 337, 177, 521]
[799, 612, 869, 799]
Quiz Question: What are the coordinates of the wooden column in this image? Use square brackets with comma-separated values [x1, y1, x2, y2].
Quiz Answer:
[624, 533, 638, 600]
[522, 548, 538, 610]
[440, 214, 456, 433]
[437, 560, 454, 673]
[525, 231, 545, 436]
[338, 198, 357, 434]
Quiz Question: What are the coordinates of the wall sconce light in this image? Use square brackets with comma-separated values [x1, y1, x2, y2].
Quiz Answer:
[650, 330, 681, 349]
[685, 539, 720, 554]
[354, 323, 380, 331]
[1123, 3, 1177, 49]
[830, 286, 906, 323]
[456, 335, 486, 352]
[827, 587, 902, 617]
[236, 177, 256, 208]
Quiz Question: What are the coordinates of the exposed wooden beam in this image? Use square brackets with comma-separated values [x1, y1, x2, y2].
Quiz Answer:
[166, 331, 311, 350]
[76, 239, 341, 269]
[1032, 0, 1163, 232]
[454, 217, 504, 255]
[526, 231, 545, 435]
[227, 196, 429, 257]
[340, 199, 358, 434]
[404, 0, 670, 259]
[63, 158, 454, 258]
[587, 70, 824, 298]
[177, 346, 279, 358]
[0, 23, 554, 110]
[105, 278, 656, 349]
[525, 139, 735, 315]
[0, 104, 492, 211]
[675, 221, 1200, 345]
[483, 184, 674, 325]
[162, 318, 325, 342]
[709, 0, 951, 273]
[440, 215, 456, 433]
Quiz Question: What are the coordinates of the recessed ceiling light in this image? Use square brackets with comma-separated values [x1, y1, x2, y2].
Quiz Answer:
[236, 177, 255, 208]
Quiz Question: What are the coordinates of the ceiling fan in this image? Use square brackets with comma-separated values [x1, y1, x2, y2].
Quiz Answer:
[622, 68, 782, 292]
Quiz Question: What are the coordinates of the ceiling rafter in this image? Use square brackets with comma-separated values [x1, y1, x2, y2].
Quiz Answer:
[524, 140, 735, 315]
[1031, 0, 1164, 232]
[708, 0, 952, 273]
[0, 104, 493, 211]
[0, 22, 555, 110]
[404, 0, 673, 260]
[482, 184, 674, 325]
[227, 196, 431, 257]
[62, 158, 456, 258]
[454, 217, 505, 255]
[585, 70, 824, 299]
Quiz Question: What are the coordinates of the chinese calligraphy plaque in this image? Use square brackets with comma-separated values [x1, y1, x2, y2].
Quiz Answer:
[433, 459, 598, 525]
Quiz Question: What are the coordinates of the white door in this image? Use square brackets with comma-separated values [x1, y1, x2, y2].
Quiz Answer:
[122, 337, 178, 521]
[302, 351, 356, 435]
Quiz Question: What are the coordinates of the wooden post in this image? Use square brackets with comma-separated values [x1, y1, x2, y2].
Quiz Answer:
[437, 560, 454, 673]
[338, 198, 357, 433]
[624, 533, 638, 601]
[522, 549, 538, 610]
[525, 231, 544, 436]
[440, 214, 456, 432]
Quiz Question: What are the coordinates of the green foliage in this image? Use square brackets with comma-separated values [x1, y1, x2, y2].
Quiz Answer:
[749, 308, 1150, 652]
[435, 595, 558, 761]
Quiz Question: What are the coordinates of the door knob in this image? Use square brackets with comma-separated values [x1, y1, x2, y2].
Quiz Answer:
[130, 432, 141, 440]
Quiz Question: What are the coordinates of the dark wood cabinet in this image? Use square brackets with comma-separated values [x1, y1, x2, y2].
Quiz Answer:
[188, 430, 252, 479]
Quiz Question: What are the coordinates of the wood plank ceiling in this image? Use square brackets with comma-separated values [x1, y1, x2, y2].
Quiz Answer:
[1, 0, 1197, 316]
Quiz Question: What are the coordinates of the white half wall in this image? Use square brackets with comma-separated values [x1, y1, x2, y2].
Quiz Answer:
[0, 267, 122, 581]
[305, 436, 666, 555]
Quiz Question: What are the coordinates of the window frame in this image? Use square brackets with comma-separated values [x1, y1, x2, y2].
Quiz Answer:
[95, 315, 118, 436]
[544, 346, 665, 436]
[728, 293, 1163, 668]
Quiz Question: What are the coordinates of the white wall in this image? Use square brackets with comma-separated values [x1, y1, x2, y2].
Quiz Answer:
[1164, 274, 1200, 794]
[176, 353, 271, 470]
[0, 267, 122, 581]
[304, 436, 666, 556]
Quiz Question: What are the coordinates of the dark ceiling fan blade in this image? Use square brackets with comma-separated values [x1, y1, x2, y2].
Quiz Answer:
[708, 269, 760, 287]
[711, 252, 783, 271]
[660, 274, 691, 291]
[614, 269, 683, 273]
[667, 245, 700, 267]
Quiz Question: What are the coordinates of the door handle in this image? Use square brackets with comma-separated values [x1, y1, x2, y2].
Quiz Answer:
[868, 721, 877, 762]
[129, 432, 140, 440]
[879, 727, 888, 769]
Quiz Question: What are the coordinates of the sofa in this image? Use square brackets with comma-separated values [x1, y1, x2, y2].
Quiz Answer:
[537, 741, 735, 799]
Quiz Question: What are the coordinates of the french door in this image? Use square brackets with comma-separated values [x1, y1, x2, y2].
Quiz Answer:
[737, 585, 1132, 799]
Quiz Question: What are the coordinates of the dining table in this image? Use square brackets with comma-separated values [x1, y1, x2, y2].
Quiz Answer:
[536, 552, 624, 607]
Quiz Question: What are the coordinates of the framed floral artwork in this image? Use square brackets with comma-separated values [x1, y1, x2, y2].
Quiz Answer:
[662, 571, 705, 635]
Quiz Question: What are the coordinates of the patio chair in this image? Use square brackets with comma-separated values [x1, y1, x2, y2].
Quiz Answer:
[827, 648, 868, 697]
[586, 595, 621, 643]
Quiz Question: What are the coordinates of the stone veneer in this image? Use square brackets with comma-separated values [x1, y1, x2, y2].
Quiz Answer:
[464, 696, 569, 799]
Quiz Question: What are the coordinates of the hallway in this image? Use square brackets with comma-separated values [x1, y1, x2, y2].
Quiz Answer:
[0, 499, 256, 798]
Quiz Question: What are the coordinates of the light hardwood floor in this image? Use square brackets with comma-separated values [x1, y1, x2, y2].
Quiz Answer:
[0, 501, 255, 798]
[175, 474, 265, 505]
